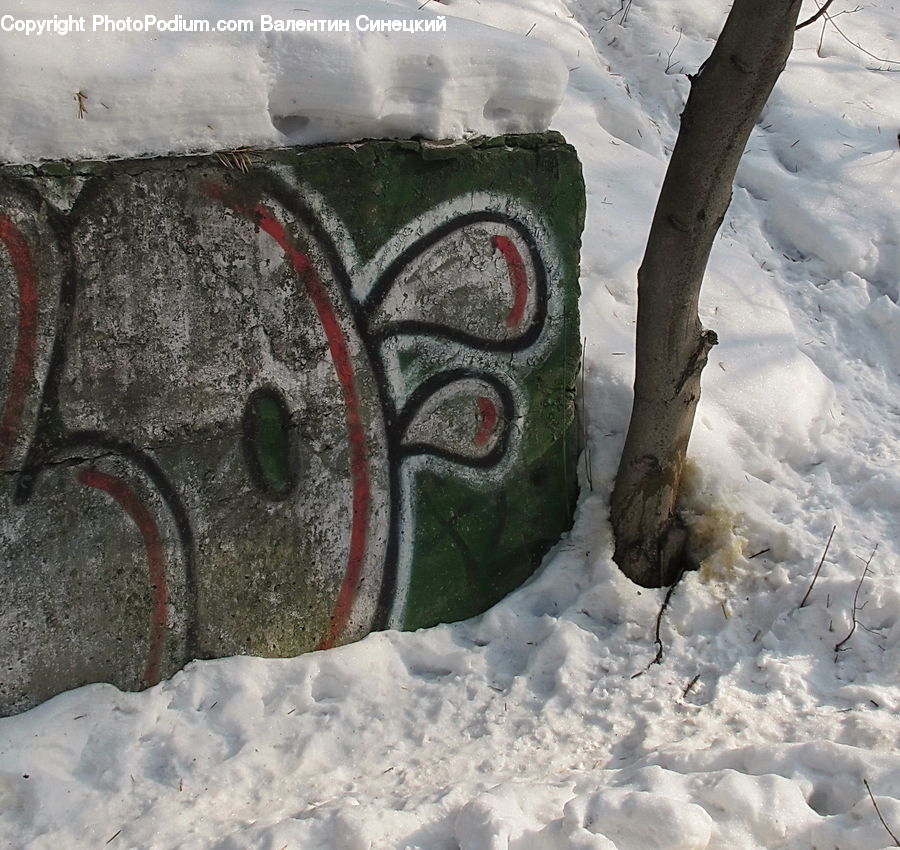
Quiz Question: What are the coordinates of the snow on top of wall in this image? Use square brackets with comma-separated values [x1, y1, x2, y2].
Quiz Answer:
[0, 0, 569, 164]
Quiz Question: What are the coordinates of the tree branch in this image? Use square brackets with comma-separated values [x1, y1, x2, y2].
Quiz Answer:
[834, 544, 878, 658]
[799, 524, 836, 608]
[864, 779, 900, 847]
[796, 0, 835, 30]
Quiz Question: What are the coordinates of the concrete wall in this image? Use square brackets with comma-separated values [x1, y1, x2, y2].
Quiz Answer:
[0, 134, 584, 715]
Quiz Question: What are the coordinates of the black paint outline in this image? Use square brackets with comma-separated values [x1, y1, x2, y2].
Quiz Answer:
[9, 177, 201, 661]
[394, 368, 516, 469]
[365, 211, 550, 353]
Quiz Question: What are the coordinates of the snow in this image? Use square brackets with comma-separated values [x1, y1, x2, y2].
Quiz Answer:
[1, 0, 899, 848]
[0, 0, 568, 164]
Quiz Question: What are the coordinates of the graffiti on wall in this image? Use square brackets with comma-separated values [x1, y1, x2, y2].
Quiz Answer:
[0, 161, 573, 711]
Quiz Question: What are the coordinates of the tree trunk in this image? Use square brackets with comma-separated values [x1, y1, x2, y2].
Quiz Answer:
[610, 0, 803, 587]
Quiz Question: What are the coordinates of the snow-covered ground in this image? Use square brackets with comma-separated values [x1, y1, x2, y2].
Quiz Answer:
[1, 0, 899, 847]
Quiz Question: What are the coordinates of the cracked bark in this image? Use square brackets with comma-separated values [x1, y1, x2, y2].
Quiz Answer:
[610, 0, 803, 587]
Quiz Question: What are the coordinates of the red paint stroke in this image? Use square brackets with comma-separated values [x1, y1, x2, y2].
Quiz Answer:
[491, 234, 528, 330]
[474, 396, 499, 448]
[202, 183, 371, 650]
[0, 217, 39, 467]
[78, 469, 168, 688]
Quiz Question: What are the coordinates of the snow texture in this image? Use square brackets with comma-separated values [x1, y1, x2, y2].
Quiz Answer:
[1, 0, 899, 848]
[0, 0, 568, 164]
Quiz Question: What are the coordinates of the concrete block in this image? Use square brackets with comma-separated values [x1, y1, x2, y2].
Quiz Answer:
[0, 134, 584, 715]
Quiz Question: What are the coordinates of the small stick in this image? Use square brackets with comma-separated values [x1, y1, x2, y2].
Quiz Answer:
[665, 28, 683, 74]
[682, 673, 700, 698]
[799, 525, 836, 608]
[835, 544, 877, 657]
[580, 337, 593, 492]
[602, 0, 633, 25]
[748, 547, 770, 559]
[864, 778, 900, 846]
[106, 830, 122, 845]
[74, 90, 88, 119]
[633, 566, 687, 676]
[651, 571, 684, 665]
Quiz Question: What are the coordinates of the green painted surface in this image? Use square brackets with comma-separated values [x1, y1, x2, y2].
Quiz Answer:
[404, 428, 577, 630]
[281, 134, 585, 630]
[243, 389, 295, 499]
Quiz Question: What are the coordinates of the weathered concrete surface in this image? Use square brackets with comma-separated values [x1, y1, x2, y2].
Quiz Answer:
[0, 134, 584, 715]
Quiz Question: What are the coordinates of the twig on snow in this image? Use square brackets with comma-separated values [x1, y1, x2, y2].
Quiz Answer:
[834, 544, 878, 658]
[580, 337, 594, 492]
[632, 566, 687, 677]
[682, 673, 700, 698]
[811, 0, 900, 65]
[864, 778, 900, 847]
[665, 28, 683, 74]
[603, 0, 634, 25]
[799, 524, 836, 608]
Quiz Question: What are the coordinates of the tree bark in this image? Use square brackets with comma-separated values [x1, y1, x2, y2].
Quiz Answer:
[610, 0, 803, 587]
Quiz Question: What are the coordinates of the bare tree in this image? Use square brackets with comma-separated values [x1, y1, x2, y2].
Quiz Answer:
[610, 0, 804, 587]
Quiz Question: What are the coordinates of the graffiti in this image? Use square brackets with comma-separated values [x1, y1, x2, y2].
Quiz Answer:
[0, 215, 38, 467]
[241, 386, 299, 501]
[77, 468, 169, 688]
[0, 143, 580, 714]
